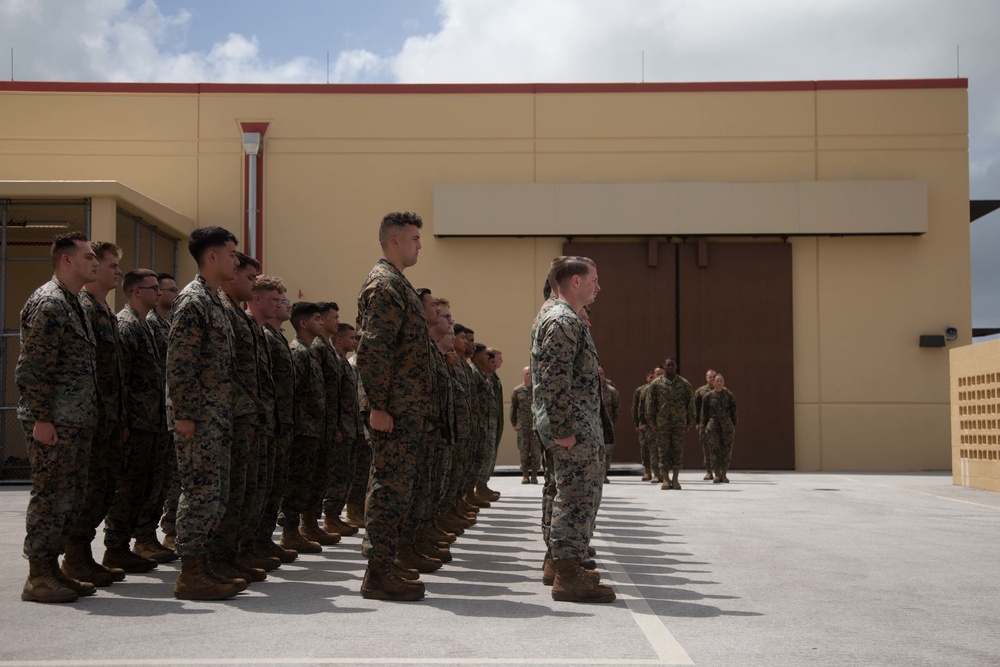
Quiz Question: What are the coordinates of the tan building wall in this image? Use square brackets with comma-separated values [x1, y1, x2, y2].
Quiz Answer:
[950, 339, 1000, 492]
[0, 80, 971, 470]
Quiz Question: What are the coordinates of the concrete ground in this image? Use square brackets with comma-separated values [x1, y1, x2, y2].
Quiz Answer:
[0, 471, 998, 667]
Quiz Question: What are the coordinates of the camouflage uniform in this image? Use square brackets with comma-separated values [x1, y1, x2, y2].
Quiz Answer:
[442, 357, 471, 513]
[104, 304, 165, 548]
[311, 338, 343, 521]
[259, 322, 296, 542]
[243, 316, 275, 547]
[68, 288, 127, 542]
[530, 299, 604, 562]
[489, 372, 504, 476]
[472, 366, 498, 485]
[458, 360, 480, 492]
[145, 307, 178, 541]
[694, 383, 715, 471]
[166, 275, 235, 557]
[701, 388, 738, 471]
[355, 258, 435, 565]
[510, 383, 542, 475]
[16, 277, 98, 559]
[283, 336, 326, 525]
[532, 297, 558, 549]
[632, 384, 652, 471]
[206, 291, 265, 560]
[323, 348, 362, 521]
[643, 374, 695, 475]
[600, 380, 621, 471]
[346, 354, 370, 518]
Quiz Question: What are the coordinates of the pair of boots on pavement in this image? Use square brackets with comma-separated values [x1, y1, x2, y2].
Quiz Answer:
[643, 467, 682, 490]
[542, 551, 615, 603]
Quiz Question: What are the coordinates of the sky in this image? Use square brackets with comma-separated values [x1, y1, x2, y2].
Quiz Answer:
[1, 0, 998, 330]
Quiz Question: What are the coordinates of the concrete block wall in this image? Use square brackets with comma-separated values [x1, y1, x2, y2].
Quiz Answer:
[951, 339, 1000, 492]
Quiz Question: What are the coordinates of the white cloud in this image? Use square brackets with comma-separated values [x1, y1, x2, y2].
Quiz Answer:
[331, 49, 390, 84]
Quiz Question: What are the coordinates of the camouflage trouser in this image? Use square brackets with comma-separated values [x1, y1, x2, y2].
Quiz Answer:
[652, 426, 686, 474]
[706, 424, 735, 470]
[158, 432, 181, 537]
[700, 428, 714, 470]
[638, 430, 651, 469]
[362, 415, 424, 565]
[323, 436, 359, 519]
[258, 428, 292, 541]
[21, 422, 93, 560]
[476, 428, 497, 485]
[346, 437, 371, 509]
[134, 428, 172, 540]
[604, 442, 616, 473]
[68, 418, 124, 541]
[174, 420, 231, 557]
[548, 441, 603, 562]
[402, 430, 446, 541]
[440, 437, 465, 514]
[207, 419, 254, 559]
[306, 433, 332, 512]
[104, 428, 159, 547]
[541, 447, 556, 548]
[516, 428, 543, 475]
[282, 434, 323, 524]
[238, 429, 269, 545]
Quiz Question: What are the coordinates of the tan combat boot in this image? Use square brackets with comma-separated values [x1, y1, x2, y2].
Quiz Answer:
[228, 555, 266, 582]
[237, 549, 280, 572]
[542, 552, 601, 586]
[323, 514, 360, 537]
[530, 471, 538, 484]
[482, 484, 501, 501]
[62, 537, 121, 587]
[521, 474, 530, 484]
[48, 557, 96, 597]
[300, 512, 341, 545]
[551, 558, 615, 603]
[361, 560, 425, 601]
[395, 542, 442, 574]
[133, 537, 178, 563]
[256, 538, 298, 563]
[22, 559, 78, 603]
[174, 555, 241, 601]
[103, 544, 158, 573]
[162, 532, 177, 551]
[280, 524, 322, 554]
[204, 558, 249, 591]
[641, 466, 652, 482]
[344, 502, 365, 529]
[671, 468, 682, 490]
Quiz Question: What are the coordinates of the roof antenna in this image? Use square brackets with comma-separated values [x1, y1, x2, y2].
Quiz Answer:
[956, 44, 960, 78]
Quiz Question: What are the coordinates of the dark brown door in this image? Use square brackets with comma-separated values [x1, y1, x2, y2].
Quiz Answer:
[564, 240, 795, 470]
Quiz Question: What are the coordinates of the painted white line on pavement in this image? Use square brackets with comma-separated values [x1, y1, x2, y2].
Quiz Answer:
[590, 536, 695, 666]
[839, 476, 1000, 511]
[0, 660, 672, 666]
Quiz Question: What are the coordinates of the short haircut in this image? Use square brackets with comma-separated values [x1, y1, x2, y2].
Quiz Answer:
[91, 241, 122, 262]
[336, 323, 356, 337]
[542, 280, 552, 300]
[290, 302, 321, 331]
[253, 275, 286, 294]
[463, 326, 475, 336]
[236, 251, 260, 272]
[486, 347, 501, 355]
[50, 232, 89, 267]
[378, 211, 423, 247]
[416, 288, 432, 300]
[157, 272, 175, 282]
[453, 324, 468, 336]
[473, 343, 487, 354]
[664, 357, 677, 366]
[433, 297, 450, 307]
[316, 301, 339, 314]
[548, 255, 596, 291]
[122, 268, 158, 295]
[188, 226, 237, 265]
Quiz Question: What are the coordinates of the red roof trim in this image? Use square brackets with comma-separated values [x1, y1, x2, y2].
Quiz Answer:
[0, 79, 969, 95]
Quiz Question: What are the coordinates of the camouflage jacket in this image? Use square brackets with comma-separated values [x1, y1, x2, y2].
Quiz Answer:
[643, 374, 695, 430]
[221, 291, 264, 420]
[356, 258, 435, 418]
[694, 383, 714, 424]
[263, 323, 296, 428]
[433, 348, 457, 445]
[80, 288, 127, 424]
[449, 358, 472, 444]
[253, 318, 277, 437]
[601, 380, 621, 444]
[335, 348, 364, 441]
[146, 308, 170, 373]
[16, 277, 98, 428]
[509, 383, 534, 432]
[490, 373, 504, 447]
[290, 336, 326, 439]
[349, 355, 370, 440]
[472, 366, 497, 445]
[530, 299, 602, 449]
[701, 388, 738, 430]
[311, 337, 342, 440]
[117, 304, 165, 432]
[631, 384, 647, 427]
[166, 275, 235, 429]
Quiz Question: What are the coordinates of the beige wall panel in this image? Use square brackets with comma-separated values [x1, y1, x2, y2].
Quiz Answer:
[791, 237, 820, 404]
[0, 140, 198, 156]
[817, 89, 968, 137]
[536, 136, 815, 154]
[198, 94, 534, 140]
[536, 151, 816, 183]
[794, 404, 822, 471]
[0, 93, 198, 139]
[798, 181, 927, 234]
[949, 340, 1000, 491]
[268, 138, 535, 155]
[536, 91, 816, 138]
[196, 154, 243, 246]
[820, 404, 950, 470]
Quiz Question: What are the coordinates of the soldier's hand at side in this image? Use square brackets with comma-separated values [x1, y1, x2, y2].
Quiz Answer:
[555, 435, 576, 450]
[370, 409, 394, 433]
[122, 427, 130, 443]
[174, 419, 196, 439]
[33, 421, 58, 445]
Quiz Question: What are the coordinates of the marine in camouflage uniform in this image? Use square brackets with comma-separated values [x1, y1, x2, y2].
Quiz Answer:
[643, 362, 695, 489]
[17, 275, 98, 569]
[600, 376, 621, 477]
[694, 372, 717, 478]
[346, 352, 370, 527]
[322, 341, 363, 535]
[259, 320, 296, 548]
[310, 333, 344, 544]
[167, 275, 236, 557]
[104, 299, 167, 560]
[702, 380, 738, 482]
[355, 258, 435, 568]
[146, 304, 179, 545]
[241, 313, 275, 561]
[510, 377, 542, 481]
[632, 378, 652, 479]
[471, 358, 498, 495]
